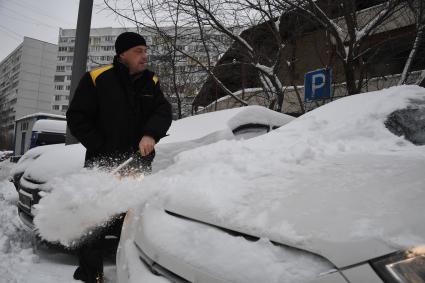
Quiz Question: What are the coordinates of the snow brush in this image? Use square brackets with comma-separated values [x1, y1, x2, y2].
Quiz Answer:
[111, 150, 154, 178]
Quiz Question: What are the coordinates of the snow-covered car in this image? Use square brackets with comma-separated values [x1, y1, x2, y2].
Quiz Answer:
[10, 106, 294, 231]
[116, 86, 425, 283]
[11, 143, 85, 229]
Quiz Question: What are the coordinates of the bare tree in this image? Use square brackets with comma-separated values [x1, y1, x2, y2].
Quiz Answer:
[104, 0, 246, 118]
[399, 0, 425, 85]
[104, 0, 300, 112]
[274, 0, 411, 95]
[179, 0, 292, 111]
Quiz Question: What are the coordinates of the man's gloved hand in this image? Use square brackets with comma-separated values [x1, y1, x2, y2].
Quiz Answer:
[139, 135, 155, 156]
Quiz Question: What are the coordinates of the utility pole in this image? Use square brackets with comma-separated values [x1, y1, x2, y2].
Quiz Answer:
[65, 0, 94, 145]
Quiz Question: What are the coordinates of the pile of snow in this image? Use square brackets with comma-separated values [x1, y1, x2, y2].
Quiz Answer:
[0, 178, 38, 282]
[155, 106, 293, 171]
[227, 105, 293, 130]
[0, 150, 13, 161]
[161, 105, 292, 144]
[161, 107, 243, 144]
[34, 85, 425, 256]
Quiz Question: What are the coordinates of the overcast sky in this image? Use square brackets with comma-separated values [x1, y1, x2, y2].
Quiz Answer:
[0, 0, 134, 62]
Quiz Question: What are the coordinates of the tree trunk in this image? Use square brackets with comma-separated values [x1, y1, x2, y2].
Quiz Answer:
[344, 62, 359, 95]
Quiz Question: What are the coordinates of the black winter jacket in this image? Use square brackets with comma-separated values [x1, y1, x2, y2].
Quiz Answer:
[66, 57, 172, 167]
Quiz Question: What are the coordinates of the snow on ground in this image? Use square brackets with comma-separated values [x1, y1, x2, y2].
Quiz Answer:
[0, 151, 13, 161]
[0, 160, 116, 282]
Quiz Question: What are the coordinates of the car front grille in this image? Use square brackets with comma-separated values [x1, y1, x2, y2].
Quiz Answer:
[17, 179, 43, 229]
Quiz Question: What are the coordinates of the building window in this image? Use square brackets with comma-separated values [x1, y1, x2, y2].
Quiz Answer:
[66, 66, 72, 71]
[55, 85, 64, 90]
[102, 46, 114, 51]
[58, 46, 67, 52]
[62, 105, 68, 111]
[90, 37, 101, 45]
[54, 75, 65, 82]
[66, 75, 72, 81]
[58, 56, 66, 61]
[56, 66, 65, 72]
[65, 95, 69, 100]
[52, 105, 60, 110]
[20, 122, 28, 131]
[54, 95, 61, 101]
[89, 46, 101, 52]
[66, 85, 71, 90]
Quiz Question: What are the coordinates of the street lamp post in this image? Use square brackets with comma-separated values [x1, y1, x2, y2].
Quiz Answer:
[65, 0, 94, 145]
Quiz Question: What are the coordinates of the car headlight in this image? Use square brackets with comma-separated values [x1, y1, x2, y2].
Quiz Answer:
[371, 246, 425, 282]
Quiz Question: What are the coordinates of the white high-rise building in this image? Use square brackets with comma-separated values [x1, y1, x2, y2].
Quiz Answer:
[0, 37, 57, 149]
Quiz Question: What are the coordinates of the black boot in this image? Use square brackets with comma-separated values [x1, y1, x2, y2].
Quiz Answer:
[73, 266, 88, 281]
[75, 244, 104, 283]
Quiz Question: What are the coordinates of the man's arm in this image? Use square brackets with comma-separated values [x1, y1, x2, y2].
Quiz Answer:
[143, 80, 172, 143]
[66, 73, 105, 151]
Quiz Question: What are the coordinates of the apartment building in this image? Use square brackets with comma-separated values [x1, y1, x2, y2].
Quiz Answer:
[52, 27, 230, 116]
[0, 37, 57, 149]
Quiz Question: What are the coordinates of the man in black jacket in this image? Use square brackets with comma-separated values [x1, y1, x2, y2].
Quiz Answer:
[66, 32, 172, 282]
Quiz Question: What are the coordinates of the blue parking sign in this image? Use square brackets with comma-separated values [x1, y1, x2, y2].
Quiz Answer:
[304, 68, 332, 102]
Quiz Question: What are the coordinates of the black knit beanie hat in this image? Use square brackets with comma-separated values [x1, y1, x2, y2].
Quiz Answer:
[115, 32, 147, 55]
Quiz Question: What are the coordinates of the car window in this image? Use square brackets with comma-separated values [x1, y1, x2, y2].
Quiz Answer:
[385, 107, 425, 145]
[232, 124, 270, 140]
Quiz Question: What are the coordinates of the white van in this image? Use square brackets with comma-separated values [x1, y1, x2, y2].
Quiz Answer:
[30, 119, 66, 148]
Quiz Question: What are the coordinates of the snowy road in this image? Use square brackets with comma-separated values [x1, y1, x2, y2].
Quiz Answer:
[0, 160, 117, 283]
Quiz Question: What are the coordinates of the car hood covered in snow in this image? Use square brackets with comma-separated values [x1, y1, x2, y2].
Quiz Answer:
[21, 144, 85, 184]
[159, 85, 425, 268]
[10, 144, 66, 178]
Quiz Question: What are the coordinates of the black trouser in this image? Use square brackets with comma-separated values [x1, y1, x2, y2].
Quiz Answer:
[74, 214, 125, 283]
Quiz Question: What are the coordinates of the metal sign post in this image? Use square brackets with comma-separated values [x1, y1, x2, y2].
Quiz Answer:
[65, 0, 94, 145]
